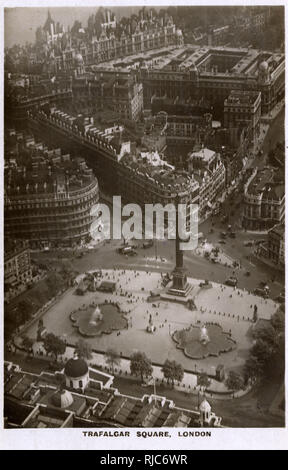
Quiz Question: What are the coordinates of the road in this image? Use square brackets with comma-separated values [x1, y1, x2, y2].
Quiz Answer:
[33, 220, 284, 300]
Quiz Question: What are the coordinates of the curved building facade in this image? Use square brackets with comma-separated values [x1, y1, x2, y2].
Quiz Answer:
[5, 132, 99, 247]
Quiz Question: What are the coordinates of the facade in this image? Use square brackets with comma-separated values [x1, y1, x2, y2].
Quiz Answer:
[4, 240, 33, 293]
[72, 72, 143, 121]
[188, 148, 226, 219]
[4, 131, 99, 247]
[36, 10, 65, 45]
[243, 168, 285, 230]
[28, 106, 200, 214]
[117, 150, 200, 226]
[26, 11, 183, 74]
[137, 45, 284, 114]
[267, 224, 285, 268]
[224, 90, 261, 142]
[4, 360, 222, 428]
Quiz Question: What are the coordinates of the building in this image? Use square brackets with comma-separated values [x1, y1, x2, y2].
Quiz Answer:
[72, 72, 143, 121]
[28, 106, 200, 214]
[36, 10, 65, 45]
[117, 150, 200, 227]
[266, 223, 285, 269]
[4, 240, 33, 297]
[4, 131, 99, 248]
[5, 73, 72, 122]
[207, 25, 231, 47]
[4, 360, 222, 428]
[188, 148, 226, 220]
[137, 45, 284, 115]
[224, 90, 261, 143]
[25, 10, 183, 74]
[243, 168, 285, 230]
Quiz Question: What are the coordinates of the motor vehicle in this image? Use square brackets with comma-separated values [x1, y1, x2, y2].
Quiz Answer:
[243, 240, 254, 247]
[142, 240, 153, 249]
[225, 277, 238, 287]
[219, 240, 226, 244]
[253, 288, 268, 298]
[117, 245, 136, 255]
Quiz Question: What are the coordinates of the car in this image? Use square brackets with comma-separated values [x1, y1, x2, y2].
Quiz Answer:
[253, 288, 268, 298]
[219, 240, 226, 244]
[225, 277, 238, 287]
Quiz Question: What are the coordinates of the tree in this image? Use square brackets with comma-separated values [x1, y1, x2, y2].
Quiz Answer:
[271, 310, 285, 333]
[162, 359, 184, 387]
[251, 338, 272, 365]
[43, 333, 66, 362]
[75, 339, 92, 360]
[46, 273, 59, 297]
[105, 348, 121, 375]
[225, 371, 245, 397]
[254, 324, 277, 350]
[22, 335, 34, 352]
[130, 352, 153, 383]
[17, 300, 31, 324]
[197, 372, 211, 391]
[244, 356, 263, 384]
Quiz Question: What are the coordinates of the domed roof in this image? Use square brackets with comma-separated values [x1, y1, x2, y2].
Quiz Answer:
[259, 61, 269, 72]
[52, 389, 74, 409]
[74, 53, 84, 65]
[199, 399, 211, 413]
[64, 355, 88, 378]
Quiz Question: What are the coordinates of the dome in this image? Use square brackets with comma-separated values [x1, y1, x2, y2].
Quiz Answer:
[52, 389, 74, 409]
[64, 355, 88, 378]
[74, 53, 84, 65]
[259, 61, 269, 72]
[199, 399, 211, 413]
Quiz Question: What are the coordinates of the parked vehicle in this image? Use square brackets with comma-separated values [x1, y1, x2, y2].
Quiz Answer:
[225, 277, 238, 287]
[253, 288, 268, 298]
[142, 240, 153, 249]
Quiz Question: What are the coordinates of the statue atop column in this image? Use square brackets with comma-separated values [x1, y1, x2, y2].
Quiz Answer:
[168, 195, 192, 297]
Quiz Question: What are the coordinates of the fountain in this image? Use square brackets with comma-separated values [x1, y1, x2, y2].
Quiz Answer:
[173, 323, 236, 359]
[89, 305, 103, 326]
[199, 324, 210, 345]
[70, 302, 127, 337]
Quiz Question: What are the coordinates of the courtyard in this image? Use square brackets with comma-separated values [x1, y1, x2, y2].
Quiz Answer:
[24, 269, 279, 376]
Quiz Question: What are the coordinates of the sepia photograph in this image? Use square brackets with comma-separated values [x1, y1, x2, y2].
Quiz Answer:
[1, 0, 286, 449]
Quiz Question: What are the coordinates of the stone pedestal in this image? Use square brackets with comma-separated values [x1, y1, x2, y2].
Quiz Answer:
[168, 267, 192, 297]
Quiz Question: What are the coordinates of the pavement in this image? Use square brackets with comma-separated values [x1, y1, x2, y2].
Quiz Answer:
[23, 269, 279, 381]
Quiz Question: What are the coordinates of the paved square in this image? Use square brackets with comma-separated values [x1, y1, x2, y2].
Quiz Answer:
[26, 269, 279, 375]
